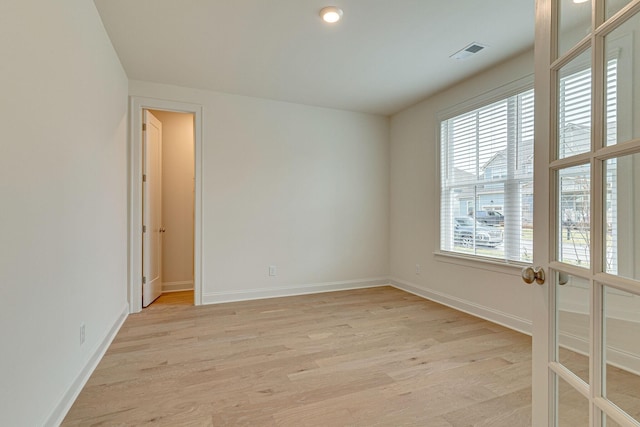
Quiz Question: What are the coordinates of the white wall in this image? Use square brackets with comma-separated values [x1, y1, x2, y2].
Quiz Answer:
[389, 50, 535, 332]
[0, 1, 128, 425]
[148, 110, 195, 290]
[131, 81, 390, 302]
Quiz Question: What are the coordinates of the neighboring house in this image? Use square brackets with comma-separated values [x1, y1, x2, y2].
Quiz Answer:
[450, 149, 534, 223]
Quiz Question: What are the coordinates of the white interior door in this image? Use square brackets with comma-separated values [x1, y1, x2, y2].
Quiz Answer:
[533, 1, 640, 425]
[142, 110, 163, 307]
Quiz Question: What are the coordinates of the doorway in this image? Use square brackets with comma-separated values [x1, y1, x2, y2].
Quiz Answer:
[129, 97, 203, 313]
[143, 109, 195, 307]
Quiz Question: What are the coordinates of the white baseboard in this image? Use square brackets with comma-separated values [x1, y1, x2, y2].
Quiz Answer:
[608, 346, 640, 376]
[162, 281, 194, 293]
[202, 277, 389, 305]
[45, 303, 129, 427]
[560, 328, 640, 376]
[388, 276, 532, 335]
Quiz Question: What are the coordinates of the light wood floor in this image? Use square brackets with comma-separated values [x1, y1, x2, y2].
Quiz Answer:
[558, 348, 640, 425]
[62, 287, 533, 426]
[151, 290, 195, 306]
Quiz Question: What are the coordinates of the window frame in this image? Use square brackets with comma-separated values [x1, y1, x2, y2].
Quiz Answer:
[435, 74, 534, 271]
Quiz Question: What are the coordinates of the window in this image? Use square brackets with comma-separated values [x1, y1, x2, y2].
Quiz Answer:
[439, 60, 618, 264]
[440, 88, 534, 262]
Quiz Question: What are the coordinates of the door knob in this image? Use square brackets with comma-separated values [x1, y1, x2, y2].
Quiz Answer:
[159, 227, 166, 233]
[521, 266, 545, 285]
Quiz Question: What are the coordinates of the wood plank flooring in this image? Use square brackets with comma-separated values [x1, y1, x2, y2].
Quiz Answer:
[558, 348, 640, 424]
[62, 287, 533, 426]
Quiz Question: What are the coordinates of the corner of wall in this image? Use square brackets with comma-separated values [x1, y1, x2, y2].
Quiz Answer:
[45, 304, 129, 427]
[389, 277, 532, 335]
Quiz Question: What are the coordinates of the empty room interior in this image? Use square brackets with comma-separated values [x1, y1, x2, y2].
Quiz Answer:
[2, 0, 640, 426]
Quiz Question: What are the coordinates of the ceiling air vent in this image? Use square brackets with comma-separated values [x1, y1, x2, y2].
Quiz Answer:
[450, 42, 488, 60]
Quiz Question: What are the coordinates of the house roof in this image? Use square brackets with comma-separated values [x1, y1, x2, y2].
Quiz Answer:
[481, 151, 507, 171]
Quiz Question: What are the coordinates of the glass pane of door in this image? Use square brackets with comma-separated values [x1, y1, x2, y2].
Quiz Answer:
[603, 285, 640, 422]
[604, 11, 640, 146]
[557, 273, 590, 383]
[558, 49, 592, 159]
[605, 153, 640, 280]
[557, 374, 590, 426]
[604, 415, 624, 426]
[559, 164, 591, 267]
[559, 0, 592, 57]
[606, 0, 634, 19]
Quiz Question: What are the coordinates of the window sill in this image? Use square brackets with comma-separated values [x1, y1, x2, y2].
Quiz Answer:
[433, 251, 528, 276]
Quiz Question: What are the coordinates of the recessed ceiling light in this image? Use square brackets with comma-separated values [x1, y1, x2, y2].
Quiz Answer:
[320, 6, 343, 23]
[573, 0, 589, 3]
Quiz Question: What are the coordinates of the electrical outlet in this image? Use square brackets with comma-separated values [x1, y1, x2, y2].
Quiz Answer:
[269, 265, 277, 276]
[80, 323, 86, 345]
[416, 264, 421, 275]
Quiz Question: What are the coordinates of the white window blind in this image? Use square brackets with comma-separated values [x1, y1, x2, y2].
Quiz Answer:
[440, 89, 534, 262]
[558, 66, 591, 158]
[558, 59, 618, 157]
[605, 59, 618, 145]
[558, 59, 618, 268]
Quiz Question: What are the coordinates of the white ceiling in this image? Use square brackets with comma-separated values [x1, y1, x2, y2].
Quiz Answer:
[95, 0, 535, 116]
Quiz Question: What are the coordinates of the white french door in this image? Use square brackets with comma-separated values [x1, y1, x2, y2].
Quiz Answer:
[533, 0, 640, 426]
